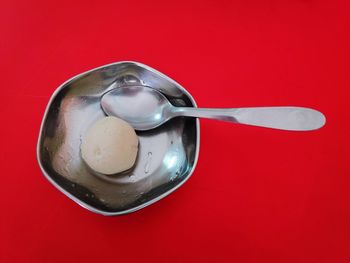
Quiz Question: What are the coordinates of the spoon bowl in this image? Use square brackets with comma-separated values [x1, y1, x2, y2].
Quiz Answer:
[102, 85, 172, 130]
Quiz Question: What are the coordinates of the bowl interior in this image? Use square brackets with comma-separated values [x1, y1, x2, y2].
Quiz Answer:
[37, 62, 199, 215]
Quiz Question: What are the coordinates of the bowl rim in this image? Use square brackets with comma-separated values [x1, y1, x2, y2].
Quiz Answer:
[36, 61, 200, 216]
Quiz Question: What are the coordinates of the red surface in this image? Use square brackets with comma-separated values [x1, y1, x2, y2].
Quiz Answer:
[1, 0, 350, 262]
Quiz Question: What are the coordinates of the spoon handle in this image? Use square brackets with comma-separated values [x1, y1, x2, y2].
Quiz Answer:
[173, 107, 326, 131]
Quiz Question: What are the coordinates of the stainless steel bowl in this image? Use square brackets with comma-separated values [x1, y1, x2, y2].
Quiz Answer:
[37, 61, 200, 215]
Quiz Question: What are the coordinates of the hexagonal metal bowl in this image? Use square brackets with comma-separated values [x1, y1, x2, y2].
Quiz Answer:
[37, 61, 200, 215]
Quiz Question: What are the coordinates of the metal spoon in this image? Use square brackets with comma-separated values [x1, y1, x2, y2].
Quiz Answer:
[101, 85, 326, 131]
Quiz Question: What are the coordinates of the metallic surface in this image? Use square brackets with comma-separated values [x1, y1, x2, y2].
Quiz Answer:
[102, 86, 326, 131]
[37, 61, 200, 215]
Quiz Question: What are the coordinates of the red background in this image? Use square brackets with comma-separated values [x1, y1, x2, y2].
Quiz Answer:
[1, 0, 349, 262]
